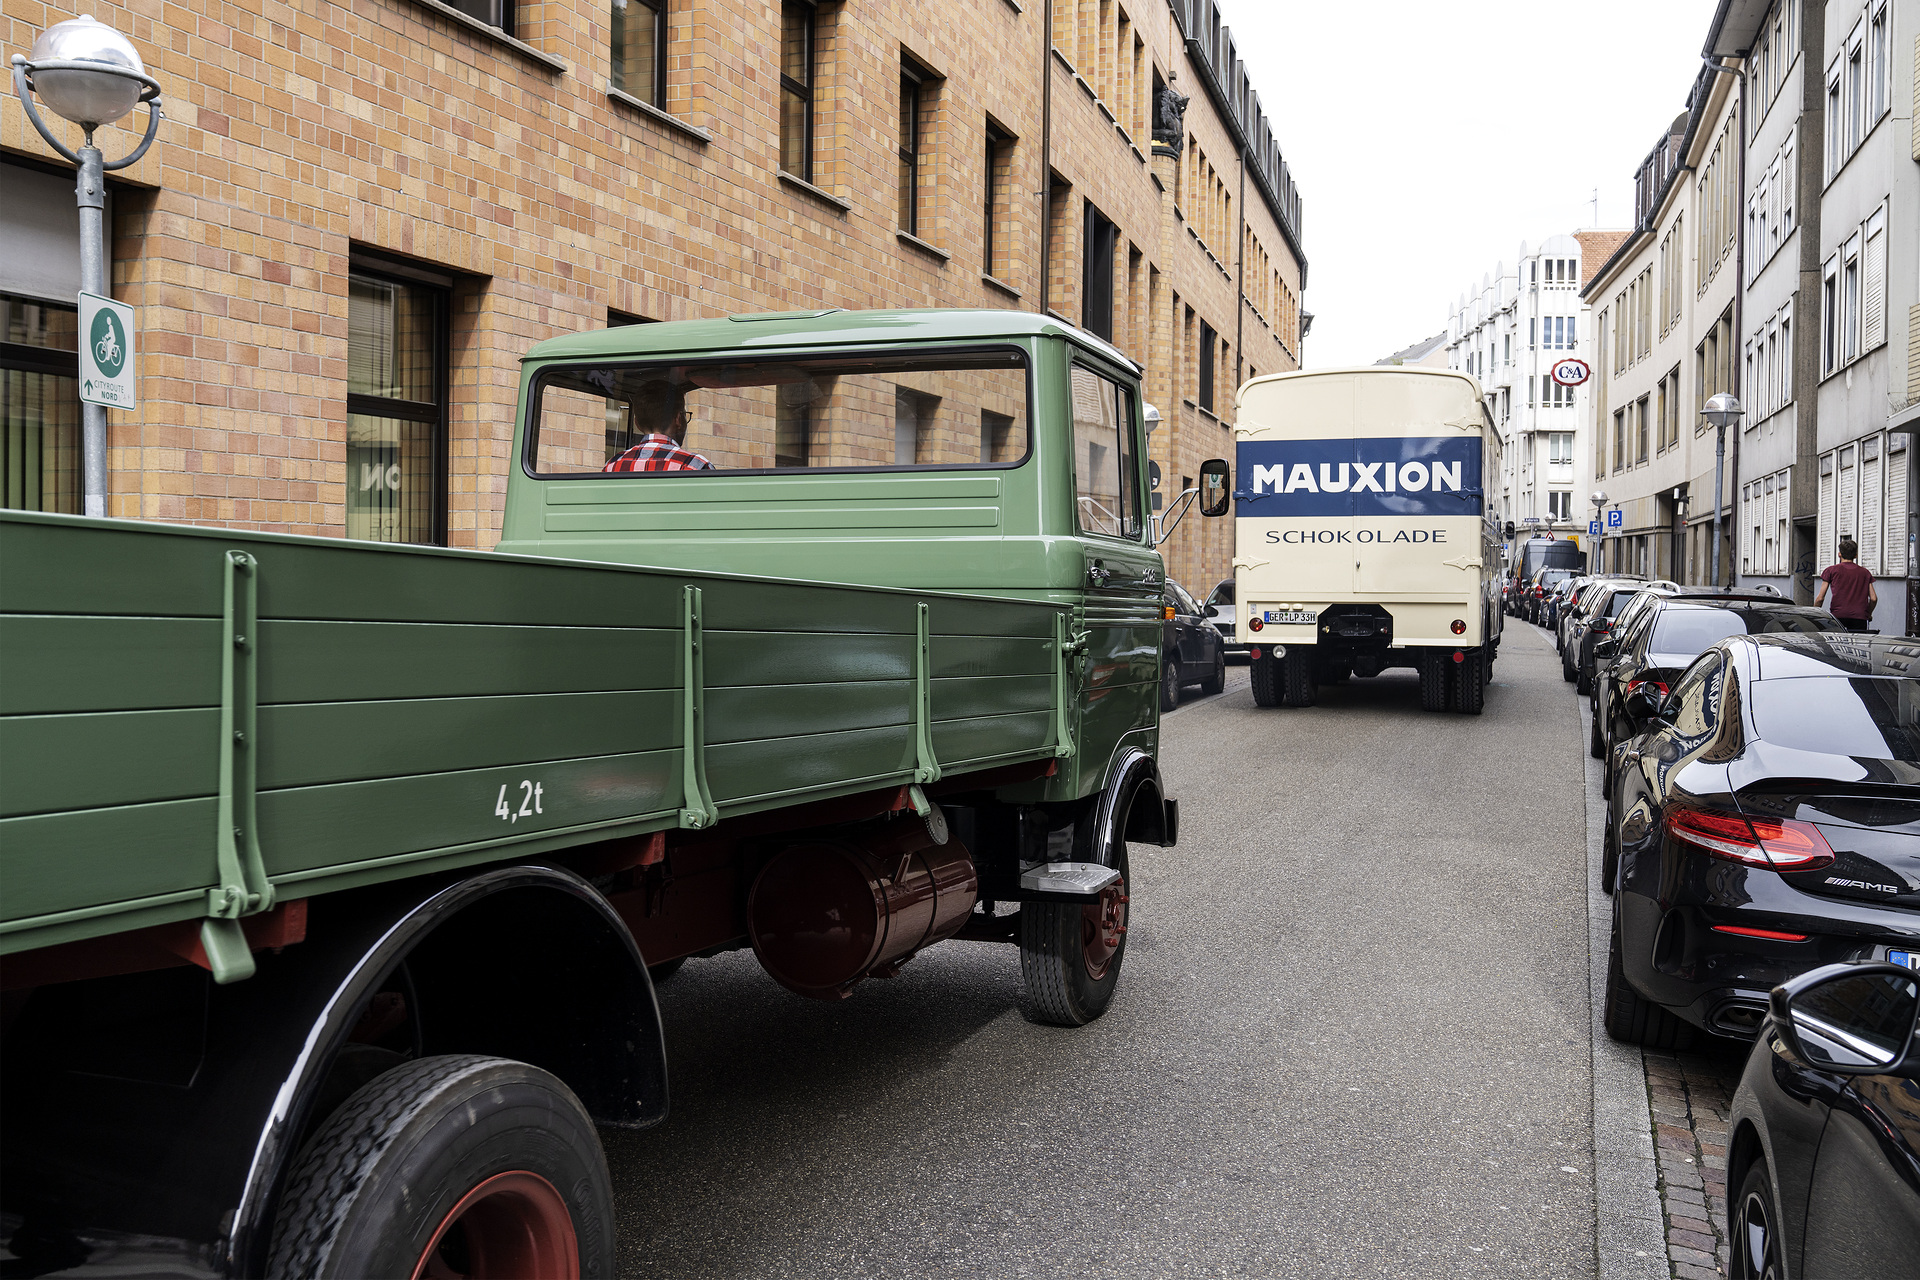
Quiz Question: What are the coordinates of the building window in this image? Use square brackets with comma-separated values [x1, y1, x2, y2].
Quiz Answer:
[448, 0, 512, 34]
[779, 2, 817, 180]
[347, 267, 448, 545]
[1548, 490, 1570, 521]
[1070, 363, 1140, 540]
[983, 120, 1014, 278]
[1636, 396, 1650, 465]
[1197, 320, 1216, 413]
[897, 56, 934, 236]
[611, 0, 666, 107]
[1081, 202, 1117, 342]
[2, 294, 80, 514]
[1613, 409, 1626, 473]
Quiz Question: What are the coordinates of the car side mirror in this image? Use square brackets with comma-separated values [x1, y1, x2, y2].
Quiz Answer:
[1623, 688, 1667, 723]
[1594, 638, 1618, 659]
[1199, 459, 1230, 517]
[1503, 521, 1516, 540]
[1771, 963, 1919, 1074]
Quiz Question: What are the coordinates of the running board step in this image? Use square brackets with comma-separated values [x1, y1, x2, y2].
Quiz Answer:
[1018, 861, 1122, 902]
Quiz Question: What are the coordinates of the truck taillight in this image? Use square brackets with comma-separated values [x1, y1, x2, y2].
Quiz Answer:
[1247, 616, 1264, 632]
[1664, 806, 1836, 872]
[1450, 619, 1466, 635]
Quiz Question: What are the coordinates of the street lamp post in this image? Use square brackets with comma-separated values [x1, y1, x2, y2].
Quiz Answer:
[1701, 394, 1745, 589]
[12, 15, 162, 518]
[1591, 490, 1608, 572]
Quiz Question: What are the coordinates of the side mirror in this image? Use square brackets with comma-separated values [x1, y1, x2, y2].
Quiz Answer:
[1772, 963, 1919, 1074]
[1622, 688, 1667, 723]
[1594, 638, 1618, 659]
[1503, 521, 1517, 540]
[1199, 459, 1231, 517]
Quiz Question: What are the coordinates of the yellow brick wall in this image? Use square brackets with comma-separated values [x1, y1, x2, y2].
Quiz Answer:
[4, 0, 1300, 593]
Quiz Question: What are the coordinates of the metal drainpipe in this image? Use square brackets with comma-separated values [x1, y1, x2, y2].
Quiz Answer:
[1706, 54, 1749, 587]
[1039, 0, 1053, 317]
[1233, 152, 1245, 388]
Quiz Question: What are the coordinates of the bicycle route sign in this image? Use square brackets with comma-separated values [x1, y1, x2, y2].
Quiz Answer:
[78, 291, 136, 410]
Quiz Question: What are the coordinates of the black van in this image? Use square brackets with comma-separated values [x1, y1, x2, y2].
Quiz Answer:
[1508, 536, 1584, 614]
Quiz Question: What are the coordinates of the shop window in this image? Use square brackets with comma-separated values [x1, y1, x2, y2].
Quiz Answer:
[1, 294, 81, 514]
[346, 267, 448, 545]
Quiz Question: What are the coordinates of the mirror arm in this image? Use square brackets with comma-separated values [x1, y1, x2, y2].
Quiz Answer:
[1154, 487, 1200, 546]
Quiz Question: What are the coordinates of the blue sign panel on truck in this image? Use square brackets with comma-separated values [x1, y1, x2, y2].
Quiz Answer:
[1234, 436, 1483, 518]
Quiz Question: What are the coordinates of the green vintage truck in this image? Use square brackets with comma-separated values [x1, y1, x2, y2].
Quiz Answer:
[0, 309, 1192, 1278]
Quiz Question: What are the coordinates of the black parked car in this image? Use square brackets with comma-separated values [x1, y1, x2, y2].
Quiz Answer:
[1591, 597, 1847, 764]
[1161, 580, 1226, 711]
[1567, 579, 1664, 693]
[1604, 632, 1920, 1050]
[1726, 961, 1920, 1279]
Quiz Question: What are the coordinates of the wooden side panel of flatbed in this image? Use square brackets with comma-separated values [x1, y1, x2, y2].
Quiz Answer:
[0, 513, 1066, 954]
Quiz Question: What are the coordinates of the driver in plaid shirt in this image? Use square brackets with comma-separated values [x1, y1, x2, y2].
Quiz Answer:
[603, 379, 715, 472]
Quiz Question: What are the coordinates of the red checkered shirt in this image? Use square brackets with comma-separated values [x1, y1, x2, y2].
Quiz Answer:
[602, 434, 715, 472]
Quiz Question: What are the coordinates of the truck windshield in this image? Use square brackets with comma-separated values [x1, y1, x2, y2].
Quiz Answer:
[531, 349, 1029, 475]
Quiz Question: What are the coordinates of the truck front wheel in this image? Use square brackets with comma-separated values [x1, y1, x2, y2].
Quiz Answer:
[270, 1055, 615, 1279]
[1020, 844, 1130, 1027]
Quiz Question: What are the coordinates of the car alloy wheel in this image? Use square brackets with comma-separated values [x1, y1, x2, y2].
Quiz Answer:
[1731, 1162, 1782, 1280]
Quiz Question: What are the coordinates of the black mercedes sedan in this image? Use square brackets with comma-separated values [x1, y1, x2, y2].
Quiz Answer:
[1604, 632, 1920, 1049]
[1591, 596, 1847, 765]
[1725, 961, 1920, 1279]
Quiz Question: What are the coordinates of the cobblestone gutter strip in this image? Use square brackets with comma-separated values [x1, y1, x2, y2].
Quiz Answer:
[1643, 1048, 1741, 1278]
[1576, 651, 1669, 1280]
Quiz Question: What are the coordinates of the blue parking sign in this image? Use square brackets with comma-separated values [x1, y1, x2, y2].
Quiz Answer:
[1606, 508, 1623, 529]
[1589, 519, 1601, 536]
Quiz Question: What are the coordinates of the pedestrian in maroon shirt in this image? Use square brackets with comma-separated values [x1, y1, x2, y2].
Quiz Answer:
[1815, 538, 1877, 631]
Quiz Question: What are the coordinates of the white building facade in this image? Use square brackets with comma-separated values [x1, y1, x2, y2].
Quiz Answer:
[1445, 235, 1597, 548]
[1708, 0, 1917, 628]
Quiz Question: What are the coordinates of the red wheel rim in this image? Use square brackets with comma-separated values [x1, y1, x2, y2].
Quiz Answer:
[1081, 875, 1128, 980]
[410, 1170, 580, 1280]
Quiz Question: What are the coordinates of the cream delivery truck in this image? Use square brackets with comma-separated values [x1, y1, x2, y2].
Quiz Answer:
[1202, 367, 1504, 714]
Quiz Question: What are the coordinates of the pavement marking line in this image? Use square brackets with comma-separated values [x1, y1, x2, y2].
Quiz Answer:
[1570, 625, 1669, 1280]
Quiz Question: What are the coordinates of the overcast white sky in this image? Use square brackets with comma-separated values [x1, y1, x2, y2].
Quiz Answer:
[1217, 0, 1721, 368]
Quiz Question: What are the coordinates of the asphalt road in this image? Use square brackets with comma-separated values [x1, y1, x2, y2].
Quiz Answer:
[606, 631, 1598, 1278]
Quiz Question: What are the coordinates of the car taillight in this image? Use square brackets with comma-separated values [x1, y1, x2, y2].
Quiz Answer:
[1664, 806, 1836, 871]
[1625, 679, 1669, 698]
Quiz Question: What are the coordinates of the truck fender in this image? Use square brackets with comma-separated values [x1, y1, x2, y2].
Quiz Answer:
[1104, 746, 1177, 849]
[1, 864, 665, 1278]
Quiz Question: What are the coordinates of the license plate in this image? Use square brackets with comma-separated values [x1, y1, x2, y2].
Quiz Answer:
[1264, 610, 1317, 625]
[1890, 949, 1920, 970]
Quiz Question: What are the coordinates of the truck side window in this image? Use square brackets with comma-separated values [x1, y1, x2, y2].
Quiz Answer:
[529, 349, 1029, 475]
[1070, 364, 1140, 540]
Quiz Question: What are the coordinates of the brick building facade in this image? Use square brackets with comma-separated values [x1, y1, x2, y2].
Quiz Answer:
[3, 0, 1305, 596]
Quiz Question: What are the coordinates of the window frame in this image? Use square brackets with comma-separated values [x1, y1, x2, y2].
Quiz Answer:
[521, 342, 1038, 481]
[1068, 357, 1144, 543]
[897, 55, 934, 237]
[610, 0, 668, 109]
[1197, 319, 1216, 413]
[345, 263, 451, 547]
[2, 292, 82, 515]
[779, 1, 818, 182]
[983, 119, 1014, 277]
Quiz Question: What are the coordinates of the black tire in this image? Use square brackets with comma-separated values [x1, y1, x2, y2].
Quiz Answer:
[1575, 660, 1592, 696]
[1589, 704, 1606, 759]
[1562, 651, 1576, 683]
[1419, 653, 1448, 712]
[1250, 653, 1280, 707]
[1280, 650, 1316, 707]
[1159, 660, 1181, 712]
[270, 1054, 615, 1279]
[1730, 1160, 1784, 1280]
[1601, 799, 1619, 895]
[1021, 839, 1130, 1028]
[1453, 650, 1485, 715]
[1199, 651, 1225, 696]
[1603, 909, 1695, 1050]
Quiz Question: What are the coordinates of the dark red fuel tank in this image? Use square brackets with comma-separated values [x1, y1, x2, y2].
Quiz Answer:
[747, 812, 977, 999]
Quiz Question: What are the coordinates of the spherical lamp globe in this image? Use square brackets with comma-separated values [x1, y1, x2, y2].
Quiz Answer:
[28, 15, 147, 130]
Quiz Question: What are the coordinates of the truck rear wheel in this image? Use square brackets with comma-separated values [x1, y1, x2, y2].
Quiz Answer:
[1280, 650, 1316, 707]
[1451, 650, 1485, 715]
[1419, 653, 1448, 712]
[1021, 844, 1130, 1027]
[270, 1055, 614, 1280]
[1250, 653, 1280, 706]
